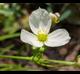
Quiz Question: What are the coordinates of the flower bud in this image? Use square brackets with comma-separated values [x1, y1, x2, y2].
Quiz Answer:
[39, 47, 45, 52]
[49, 12, 60, 24]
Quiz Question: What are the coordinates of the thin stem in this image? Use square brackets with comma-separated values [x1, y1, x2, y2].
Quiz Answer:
[0, 33, 20, 41]
[0, 55, 80, 68]
[41, 59, 77, 66]
[37, 62, 56, 68]
[0, 55, 32, 61]
[0, 64, 40, 71]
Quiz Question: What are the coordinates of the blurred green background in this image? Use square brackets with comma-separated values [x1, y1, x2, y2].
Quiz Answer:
[0, 3, 80, 71]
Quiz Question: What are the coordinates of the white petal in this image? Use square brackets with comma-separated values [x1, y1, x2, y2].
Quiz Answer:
[45, 29, 71, 47]
[20, 29, 43, 47]
[29, 7, 51, 34]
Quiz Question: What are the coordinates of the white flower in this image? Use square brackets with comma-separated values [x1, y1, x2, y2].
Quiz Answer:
[20, 8, 71, 47]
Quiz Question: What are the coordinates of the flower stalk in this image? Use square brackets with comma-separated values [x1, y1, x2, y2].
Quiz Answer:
[0, 55, 80, 68]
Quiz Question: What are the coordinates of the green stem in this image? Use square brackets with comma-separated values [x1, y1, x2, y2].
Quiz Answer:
[0, 55, 32, 61]
[0, 33, 20, 41]
[0, 55, 80, 68]
[0, 64, 40, 71]
[0, 64, 16, 67]
[42, 59, 77, 66]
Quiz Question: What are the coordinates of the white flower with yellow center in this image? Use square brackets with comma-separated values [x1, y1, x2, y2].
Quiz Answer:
[20, 8, 71, 47]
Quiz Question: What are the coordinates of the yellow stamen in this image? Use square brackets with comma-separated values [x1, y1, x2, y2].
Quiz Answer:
[37, 32, 48, 42]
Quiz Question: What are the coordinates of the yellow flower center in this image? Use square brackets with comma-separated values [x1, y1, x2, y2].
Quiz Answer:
[37, 33, 48, 42]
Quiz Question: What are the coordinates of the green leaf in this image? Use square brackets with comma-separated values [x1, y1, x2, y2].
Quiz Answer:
[0, 33, 20, 41]
[60, 10, 72, 21]
[0, 45, 14, 55]
[0, 9, 14, 16]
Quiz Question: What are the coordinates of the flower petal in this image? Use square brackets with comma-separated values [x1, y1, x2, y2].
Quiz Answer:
[20, 29, 43, 47]
[45, 29, 71, 47]
[29, 7, 51, 34]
